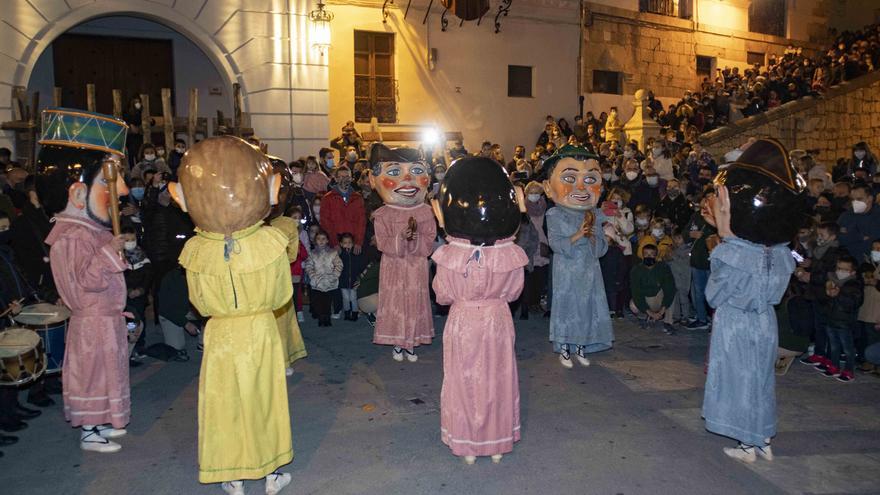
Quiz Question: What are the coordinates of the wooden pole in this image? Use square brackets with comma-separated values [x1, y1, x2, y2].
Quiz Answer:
[233, 83, 242, 134]
[86, 84, 96, 112]
[29, 91, 39, 171]
[161, 88, 174, 148]
[112, 90, 123, 118]
[53, 87, 62, 107]
[188, 88, 198, 145]
[139, 93, 152, 144]
[102, 158, 122, 237]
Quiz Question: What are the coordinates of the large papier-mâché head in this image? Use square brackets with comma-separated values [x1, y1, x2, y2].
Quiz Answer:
[541, 145, 603, 211]
[368, 143, 430, 206]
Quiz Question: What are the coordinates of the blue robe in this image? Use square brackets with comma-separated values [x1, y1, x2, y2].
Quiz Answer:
[546, 206, 613, 353]
[702, 237, 794, 447]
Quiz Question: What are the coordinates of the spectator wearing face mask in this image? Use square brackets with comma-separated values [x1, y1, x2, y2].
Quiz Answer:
[343, 146, 360, 168]
[629, 244, 676, 333]
[121, 225, 152, 343]
[303, 157, 331, 200]
[629, 166, 664, 212]
[287, 160, 314, 225]
[617, 158, 642, 196]
[684, 190, 717, 331]
[637, 218, 673, 261]
[523, 182, 550, 318]
[817, 255, 864, 382]
[835, 142, 878, 181]
[131, 143, 170, 182]
[318, 148, 336, 175]
[319, 166, 366, 253]
[123, 96, 144, 169]
[168, 138, 187, 174]
[686, 165, 715, 197]
[655, 178, 693, 231]
[838, 183, 880, 259]
[642, 140, 675, 181]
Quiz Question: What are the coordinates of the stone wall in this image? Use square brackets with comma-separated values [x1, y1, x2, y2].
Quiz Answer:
[699, 70, 880, 165]
[582, 2, 826, 100]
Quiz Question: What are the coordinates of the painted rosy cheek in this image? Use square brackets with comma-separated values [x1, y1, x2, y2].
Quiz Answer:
[418, 176, 430, 187]
[381, 178, 398, 190]
[588, 184, 601, 196]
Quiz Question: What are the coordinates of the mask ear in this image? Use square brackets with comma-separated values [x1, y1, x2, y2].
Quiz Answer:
[68, 183, 87, 210]
[514, 185, 527, 213]
[269, 173, 281, 206]
[431, 198, 444, 229]
[168, 182, 188, 212]
[542, 180, 553, 199]
[368, 170, 378, 190]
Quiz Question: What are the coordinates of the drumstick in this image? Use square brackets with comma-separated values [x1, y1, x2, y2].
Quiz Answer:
[17, 312, 59, 317]
[0, 298, 25, 318]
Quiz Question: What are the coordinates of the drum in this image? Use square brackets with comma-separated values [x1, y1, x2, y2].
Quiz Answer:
[0, 328, 47, 386]
[14, 303, 71, 374]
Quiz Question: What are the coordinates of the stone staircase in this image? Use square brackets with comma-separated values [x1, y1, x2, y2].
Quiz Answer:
[699, 70, 880, 164]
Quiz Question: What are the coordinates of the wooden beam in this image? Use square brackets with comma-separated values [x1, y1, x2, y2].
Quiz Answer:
[12, 87, 25, 121]
[140, 93, 152, 145]
[86, 83, 96, 112]
[53, 87, 62, 107]
[112, 89, 123, 118]
[188, 88, 198, 145]
[161, 88, 174, 147]
[233, 83, 242, 133]
[29, 91, 39, 170]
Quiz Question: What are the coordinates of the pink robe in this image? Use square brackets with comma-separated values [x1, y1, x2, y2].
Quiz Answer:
[372, 203, 436, 350]
[45, 214, 130, 428]
[432, 236, 527, 456]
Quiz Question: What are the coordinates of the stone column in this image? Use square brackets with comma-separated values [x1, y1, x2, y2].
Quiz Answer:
[623, 89, 662, 153]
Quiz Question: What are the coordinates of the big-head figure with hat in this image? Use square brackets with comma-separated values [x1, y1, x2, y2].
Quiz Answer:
[541, 145, 614, 368]
[430, 155, 529, 464]
[702, 138, 805, 463]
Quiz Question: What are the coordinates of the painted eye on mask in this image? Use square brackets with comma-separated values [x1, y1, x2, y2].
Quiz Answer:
[410, 167, 425, 175]
[386, 168, 401, 177]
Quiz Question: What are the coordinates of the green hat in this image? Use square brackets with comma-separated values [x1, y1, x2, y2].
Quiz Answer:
[540, 144, 599, 180]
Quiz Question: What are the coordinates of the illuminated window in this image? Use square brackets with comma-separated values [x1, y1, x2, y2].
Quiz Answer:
[354, 31, 396, 123]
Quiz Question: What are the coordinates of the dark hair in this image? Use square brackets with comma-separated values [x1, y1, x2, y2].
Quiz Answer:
[642, 243, 659, 254]
[174, 138, 186, 146]
[0, 147, 10, 158]
[314, 229, 329, 240]
[335, 166, 351, 177]
[671, 226, 684, 238]
[121, 225, 137, 235]
[319, 148, 334, 159]
[0, 211, 9, 221]
[339, 232, 354, 242]
[837, 254, 858, 270]
[859, 262, 876, 274]
[286, 205, 303, 217]
[851, 183, 873, 196]
[289, 160, 305, 170]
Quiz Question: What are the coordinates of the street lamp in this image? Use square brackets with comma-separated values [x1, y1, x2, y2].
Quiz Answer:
[309, 1, 334, 56]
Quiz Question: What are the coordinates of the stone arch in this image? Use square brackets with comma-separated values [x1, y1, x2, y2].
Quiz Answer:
[11, 0, 245, 111]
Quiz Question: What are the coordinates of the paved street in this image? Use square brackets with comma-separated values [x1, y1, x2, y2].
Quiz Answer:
[3, 314, 880, 495]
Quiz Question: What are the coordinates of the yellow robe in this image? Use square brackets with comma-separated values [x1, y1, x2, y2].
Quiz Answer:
[269, 215, 308, 365]
[179, 223, 293, 483]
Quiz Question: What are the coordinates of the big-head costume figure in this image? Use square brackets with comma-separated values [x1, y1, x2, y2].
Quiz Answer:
[368, 143, 436, 362]
[41, 108, 132, 453]
[169, 136, 294, 494]
[702, 138, 805, 463]
[430, 156, 529, 464]
[542, 145, 613, 368]
[267, 156, 308, 373]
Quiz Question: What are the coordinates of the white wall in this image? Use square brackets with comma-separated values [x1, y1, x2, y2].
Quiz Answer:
[26, 16, 232, 135]
[327, 2, 581, 156]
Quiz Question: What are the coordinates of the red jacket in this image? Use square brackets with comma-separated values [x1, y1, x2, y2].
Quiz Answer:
[319, 188, 366, 247]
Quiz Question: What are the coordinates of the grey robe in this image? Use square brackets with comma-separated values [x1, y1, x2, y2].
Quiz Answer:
[546, 206, 613, 353]
[702, 237, 794, 446]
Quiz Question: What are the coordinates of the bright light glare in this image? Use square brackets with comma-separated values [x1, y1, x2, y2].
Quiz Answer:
[422, 128, 440, 145]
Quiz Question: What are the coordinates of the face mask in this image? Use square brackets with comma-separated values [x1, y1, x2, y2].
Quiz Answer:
[435, 173, 446, 181]
[602, 173, 613, 181]
[175, 146, 185, 154]
[651, 228, 664, 238]
[326, 158, 335, 169]
[623, 150, 634, 159]
[346, 152, 358, 162]
[871, 250, 880, 262]
[653, 148, 663, 157]
[667, 188, 679, 198]
[855, 150, 867, 159]
[625, 171, 639, 181]
[313, 206, 320, 215]
[156, 149, 165, 157]
[527, 194, 541, 203]
[852, 200, 868, 213]
[643, 257, 656, 267]
[291, 173, 303, 184]
[144, 153, 155, 161]
[134, 102, 142, 110]
[338, 179, 352, 190]
[613, 199, 623, 208]
[124, 241, 137, 252]
[836, 270, 852, 281]
[646, 176, 659, 186]
[815, 205, 830, 213]
[130, 187, 145, 201]
[636, 218, 649, 227]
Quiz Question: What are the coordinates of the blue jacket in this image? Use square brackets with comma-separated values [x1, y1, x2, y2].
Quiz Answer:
[838, 207, 880, 259]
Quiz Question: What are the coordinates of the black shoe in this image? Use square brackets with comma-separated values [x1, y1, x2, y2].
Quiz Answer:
[519, 312, 529, 320]
[44, 378, 63, 395]
[0, 418, 27, 432]
[129, 358, 143, 368]
[350, 312, 359, 322]
[14, 404, 41, 420]
[26, 394, 55, 408]
[0, 434, 18, 446]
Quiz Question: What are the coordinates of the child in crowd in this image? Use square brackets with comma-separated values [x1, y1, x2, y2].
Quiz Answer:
[303, 231, 342, 327]
[601, 200, 630, 318]
[637, 217, 673, 260]
[288, 207, 309, 322]
[818, 255, 864, 382]
[668, 227, 692, 324]
[856, 261, 880, 372]
[121, 225, 152, 329]
[338, 232, 366, 321]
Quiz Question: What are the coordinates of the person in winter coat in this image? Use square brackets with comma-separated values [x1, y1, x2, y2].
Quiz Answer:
[818, 255, 864, 382]
[337, 232, 367, 321]
[304, 231, 343, 327]
[319, 166, 366, 250]
[834, 141, 878, 181]
[655, 178, 693, 231]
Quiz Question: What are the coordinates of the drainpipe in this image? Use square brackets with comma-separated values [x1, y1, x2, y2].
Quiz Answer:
[578, 0, 584, 116]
